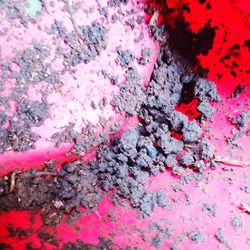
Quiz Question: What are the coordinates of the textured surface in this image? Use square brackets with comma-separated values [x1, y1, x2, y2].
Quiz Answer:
[0, 0, 250, 249]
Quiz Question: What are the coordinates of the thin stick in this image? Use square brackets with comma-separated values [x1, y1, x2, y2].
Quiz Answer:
[10, 171, 17, 192]
[23, 172, 57, 178]
[214, 156, 250, 167]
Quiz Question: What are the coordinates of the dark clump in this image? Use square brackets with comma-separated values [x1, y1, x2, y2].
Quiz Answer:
[182, 3, 191, 13]
[149, 221, 174, 243]
[151, 235, 162, 248]
[117, 49, 135, 68]
[17, 99, 49, 127]
[206, 2, 211, 9]
[137, 48, 152, 65]
[226, 130, 244, 149]
[38, 231, 59, 247]
[62, 236, 117, 250]
[108, 0, 128, 7]
[182, 121, 201, 143]
[188, 230, 205, 244]
[230, 215, 243, 229]
[203, 203, 217, 217]
[194, 78, 220, 102]
[6, 226, 33, 239]
[236, 110, 249, 129]
[59, 22, 108, 66]
[52, 125, 106, 156]
[197, 101, 215, 120]
[126, 17, 136, 29]
[111, 68, 146, 115]
[99, 7, 109, 18]
[41, 204, 64, 226]
[12, 43, 60, 90]
[0, 168, 55, 211]
[170, 18, 216, 62]
[0, 162, 102, 220]
[0, 42, 56, 154]
[231, 84, 246, 98]
[244, 39, 250, 52]
[0, 122, 40, 153]
[193, 22, 216, 55]
[150, 25, 167, 42]
[0, 16, 220, 230]
[230, 110, 249, 129]
[0, 111, 7, 127]
[215, 229, 232, 250]
[56, 162, 102, 213]
[180, 152, 195, 166]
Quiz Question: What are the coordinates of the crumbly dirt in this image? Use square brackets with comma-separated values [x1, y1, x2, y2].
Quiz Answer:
[231, 84, 246, 98]
[6, 226, 33, 239]
[229, 110, 249, 129]
[62, 237, 115, 250]
[0, 1, 219, 225]
[0, 1, 237, 249]
[0, 22, 220, 227]
[0, 12, 108, 155]
[0, 162, 102, 220]
[62, 236, 141, 250]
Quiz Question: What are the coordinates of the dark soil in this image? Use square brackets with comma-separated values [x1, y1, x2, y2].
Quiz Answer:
[38, 231, 59, 247]
[0, 23, 219, 223]
[6, 226, 33, 239]
[0, 0, 226, 249]
[230, 110, 249, 129]
[0, 243, 12, 250]
[0, 16, 108, 155]
[62, 237, 116, 250]
[62, 236, 141, 250]
[231, 84, 246, 98]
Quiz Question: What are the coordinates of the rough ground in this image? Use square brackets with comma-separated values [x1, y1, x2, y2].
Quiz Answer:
[0, 0, 249, 249]
[0, 15, 220, 221]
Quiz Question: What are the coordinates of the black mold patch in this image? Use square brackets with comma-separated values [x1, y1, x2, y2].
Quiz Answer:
[170, 19, 216, 62]
[199, 0, 206, 4]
